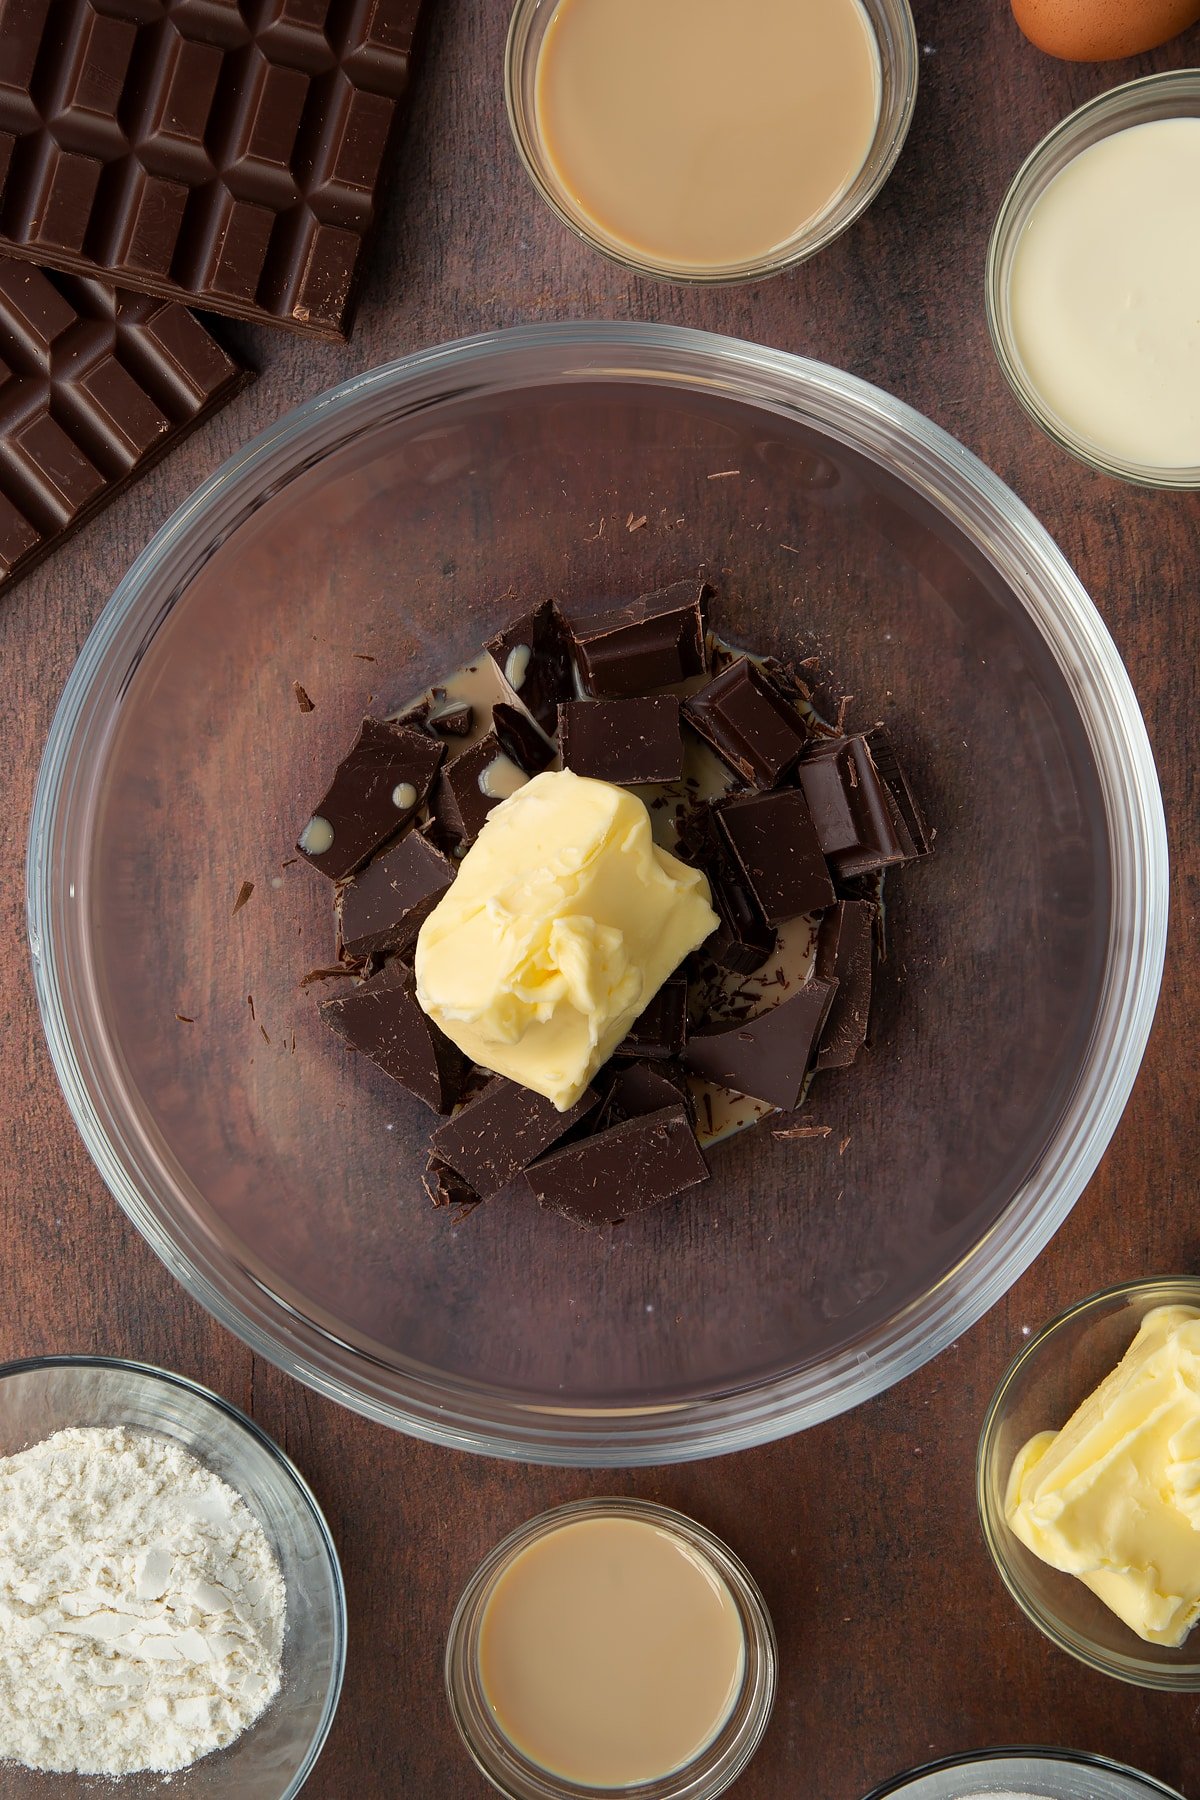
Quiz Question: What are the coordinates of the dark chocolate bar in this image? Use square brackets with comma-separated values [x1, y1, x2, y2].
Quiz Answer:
[567, 581, 711, 697]
[337, 829, 455, 962]
[714, 789, 835, 924]
[429, 732, 529, 846]
[684, 977, 838, 1110]
[431, 1078, 599, 1200]
[486, 600, 574, 733]
[0, 259, 248, 591]
[616, 974, 688, 1060]
[794, 735, 922, 879]
[493, 703, 554, 775]
[320, 962, 466, 1114]
[814, 900, 875, 1070]
[0, 0, 426, 339]
[558, 696, 684, 784]
[683, 657, 810, 788]
[298, 717, 443, 881]
[525, 1104, 709, 1227]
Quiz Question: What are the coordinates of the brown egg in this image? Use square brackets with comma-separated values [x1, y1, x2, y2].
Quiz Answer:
[1012, 0, 1200, 59]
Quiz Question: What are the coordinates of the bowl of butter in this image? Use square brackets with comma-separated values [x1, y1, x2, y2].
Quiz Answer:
[978, 1276, 1200, 1689]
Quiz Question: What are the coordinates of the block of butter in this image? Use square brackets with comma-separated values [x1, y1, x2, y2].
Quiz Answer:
[1006, 1304, 1200, 1646]
[414, 769, 718, 1110]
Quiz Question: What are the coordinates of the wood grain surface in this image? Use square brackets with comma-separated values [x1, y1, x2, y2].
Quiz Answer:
[2, 2, 1199, 1795]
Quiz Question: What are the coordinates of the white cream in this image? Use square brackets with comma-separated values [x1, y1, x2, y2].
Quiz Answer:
[1009, 117, 1200, 469]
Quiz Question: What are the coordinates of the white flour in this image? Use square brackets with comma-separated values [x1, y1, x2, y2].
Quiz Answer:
[0, 1426, 286, 1776]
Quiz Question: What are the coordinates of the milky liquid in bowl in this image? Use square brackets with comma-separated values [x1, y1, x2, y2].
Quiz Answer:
[29, 326, 1163, 1461]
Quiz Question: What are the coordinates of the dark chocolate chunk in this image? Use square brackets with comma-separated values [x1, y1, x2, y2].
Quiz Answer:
[867, 727, 934, 856]
[684, 977, 838, 1110]
[493, 703, 554, 774]
[598, 1061, 694, 1127]
[558, 696, 684, 784]
[486, 600, 575, 733]
[617, 976, 688, 1060]
[525, 1105, 709, 1227]
[707, 853, 777, 976]
[319, 962, 466, 1114]
[794, 735, 923, 880]
[429, 732, 530, 846]
[298, 718, 443, 881]
[0, 0, 427, 339]
[337, 830, 456, 962]
[395, 687, 474, 739]
[0, 260, 249, 594]
[567, 581, 711, 697]
[683, 656, 811, 788]
[423, 1156, 480, 1209]
[814, 900, 875, 1071]
[431, 1079, 599, 1200]
[715, 790, 835, 923]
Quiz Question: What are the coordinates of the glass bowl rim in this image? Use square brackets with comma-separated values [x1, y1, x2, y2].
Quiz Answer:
[985, 69, 1200, 489]
[976, 1274, 1200, 1690]
[0, 1352, 347, 1795]
[861, 1744, 1186, 1799]
[26, 318, 1169, 1465]
[502, 0, 919, 284]
[444, 1495, 777, 1800]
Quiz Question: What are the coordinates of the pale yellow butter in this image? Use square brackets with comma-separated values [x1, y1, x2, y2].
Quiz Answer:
[1006, 1304, 1200, 1647]
[414, 769, 718, 1110]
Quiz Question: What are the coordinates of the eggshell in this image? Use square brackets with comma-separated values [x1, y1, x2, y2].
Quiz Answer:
[1011, 0, 1200, 59]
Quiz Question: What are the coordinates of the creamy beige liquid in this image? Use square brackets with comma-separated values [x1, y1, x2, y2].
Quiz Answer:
[1010, 118, 1200, 468]
[534, 0, 881, 270]
[478, 1516, 746, 1788]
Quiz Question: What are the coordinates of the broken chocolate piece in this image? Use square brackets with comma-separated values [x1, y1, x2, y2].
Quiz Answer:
[319, 962, 466, 1114]
[337, 830, 456, 962]
[616, 975, 688, 1060]
[396, 687, 475, 739]
[423, 1156, 481, 1209]
[298, 718, 444, 882]
[814, 900, 875, 1071]
[567, 581, 711, 697]
[867, 727, 934, 857]
[683, 656, 811, 788]
[599, 1061, 694, 1127]
[431, 1079, 599, 1200]
[715, 790, 835, 923]
[486, 600, 575, 733]
[707, 853, 777, 977]
[684, 977, 838, 1110]
[525, 1105, 709, 1227]
[794, 735, 922, 880]
[558, 696, 684, 784]
[430, 732, 530, 845]
[493, 703, 554, 775]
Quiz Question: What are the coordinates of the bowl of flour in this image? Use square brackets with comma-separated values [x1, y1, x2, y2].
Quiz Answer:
[0, 1356, 345, 1797]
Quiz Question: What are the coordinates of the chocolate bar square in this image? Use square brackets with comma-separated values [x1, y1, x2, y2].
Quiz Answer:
[558, 696, 684, 785]
[567, 581, 711, 697]
[297, 717, 443, 881]
[683, 656, 810, 788]
[714, 790, 835, 923]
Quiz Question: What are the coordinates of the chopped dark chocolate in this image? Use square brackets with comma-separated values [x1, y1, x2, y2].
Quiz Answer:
[567, 581, 711, 697]
[684, 977, 838, 1110]
[431, 1079, 599, 1200]
[525, 1105, 709, 1227]
[337, 830, 456, 962]
[794, 735, 923, 880]
[493, 703, 555, 774]
[616, 975, 688, 1060]
[298, 718, 443, 882]
[714, 790, 835, 923]
[599, 1061, 694, 1126]
[707, 853, 777, 977]
[423, 1157, 481, 1210]
[683, 656, 811, 788]
[558, 696, 684, 784]
[396, 686, 475, 739]
[429, 732, 530, 846]
[814, 900, 876, 1070]
[486, 601, 575, 733]
[867, 727, 934, 856]
[319, 962, 466, 1114]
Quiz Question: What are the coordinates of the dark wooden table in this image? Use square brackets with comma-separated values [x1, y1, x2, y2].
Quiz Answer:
[2, 3, 1198, 1795]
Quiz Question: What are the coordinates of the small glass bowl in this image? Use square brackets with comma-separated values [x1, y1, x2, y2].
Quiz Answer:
[445, 1498, 777, 1799]
[0, 1356, 346, 1797]
[986, 71, 1200, 489]
[862, 1746, 1186, 1799]
[504, 0, 918, 284]
[977, 1276, 1200, 1690]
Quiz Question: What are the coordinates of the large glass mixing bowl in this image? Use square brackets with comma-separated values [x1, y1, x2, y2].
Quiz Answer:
[27, 324, 1166, 1465]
